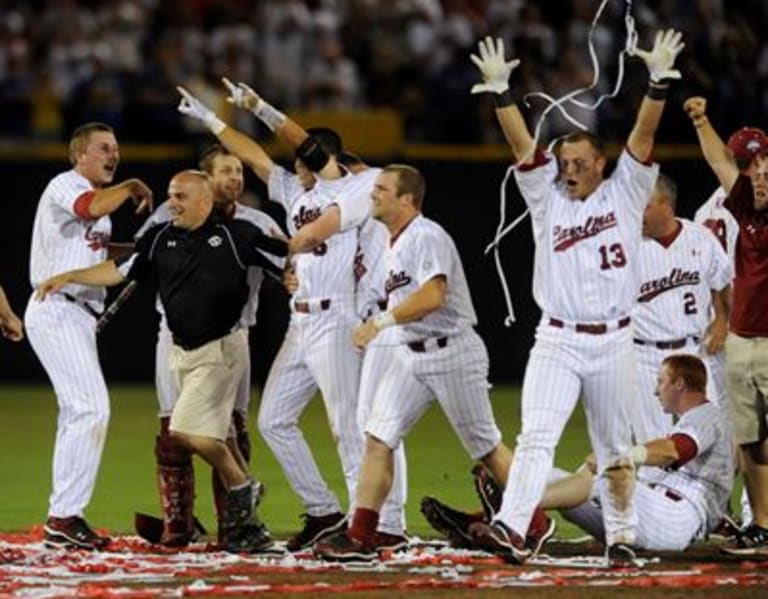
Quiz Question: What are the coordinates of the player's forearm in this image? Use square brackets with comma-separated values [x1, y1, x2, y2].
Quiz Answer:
[692, 120, 739, 193]
[496, 104, 536, 164]
[630, 438, 680, 468]
[67, 261, 126, 288]
[88, 180, 140, 218]
[218, 127, 274, 183]
[711, 286, 731, 323]
[288, 207, 341, 253]
[275, 118, 310, 150]
[389, 277, 447, 324]
[626, 95, 664, 162]
[0, 287, 15, 320]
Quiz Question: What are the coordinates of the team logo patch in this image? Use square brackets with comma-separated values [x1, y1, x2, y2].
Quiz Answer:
[552, 212, 617, 252]
[637, 267, 700, 302]
[208, 235, 223, 247]
[385, 269, 412, 294]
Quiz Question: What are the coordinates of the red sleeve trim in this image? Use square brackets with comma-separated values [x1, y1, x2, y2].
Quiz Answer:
[517, 147, 551, 172]
[73, 191, 96, 220]
[668, 433, 698, 469]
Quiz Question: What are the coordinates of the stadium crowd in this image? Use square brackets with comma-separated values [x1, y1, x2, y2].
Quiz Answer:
[0, 0, 765, 144]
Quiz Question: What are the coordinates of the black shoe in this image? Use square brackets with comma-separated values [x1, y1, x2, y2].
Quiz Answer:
[606, 543, 638, 567]
[721, 523, 768, 556]
[44, 516, 110, 551]
[471, 465, 502, 520]
[420, 496, 484, 548]
[223, 519, 274, 554]
[222, 482, 254, 533]
[710, 513, 742, 541]
[468, 520, 531, 564]
[372, 531, 409, 552]
[313, 531, 377, 562]
[286, 512, 348, 552]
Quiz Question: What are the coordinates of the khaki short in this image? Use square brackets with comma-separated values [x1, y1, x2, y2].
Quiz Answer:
[169, 328, 249, 440]
[725, 332, 768, 445]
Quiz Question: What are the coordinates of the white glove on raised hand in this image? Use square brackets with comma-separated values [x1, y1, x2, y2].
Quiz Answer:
[470, 36, 520, 95]
[222, 77, 286, 131]
[630, 28, 685, 83]
[176, 86, 225, 134]
[222, 77, 261, 111]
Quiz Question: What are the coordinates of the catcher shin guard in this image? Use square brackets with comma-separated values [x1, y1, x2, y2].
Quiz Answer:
[155, 418, 196, 547]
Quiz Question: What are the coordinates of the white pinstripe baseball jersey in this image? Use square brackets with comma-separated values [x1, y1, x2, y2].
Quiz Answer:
[29, 169, 111, 309]
[516, 151, 659, 321]
[383, 215, 477, 343]
[634, 219, 732, 341]
[269, 165, 367, 303]
[694, 187, 739, 265]
[639, 401, 734, 532]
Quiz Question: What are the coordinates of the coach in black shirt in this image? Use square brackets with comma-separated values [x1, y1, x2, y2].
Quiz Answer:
[36, 170, 287, 552]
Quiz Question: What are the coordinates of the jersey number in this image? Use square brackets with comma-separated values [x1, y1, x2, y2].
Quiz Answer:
[683, 292, 697, 315]
[598, 243, 627, 270]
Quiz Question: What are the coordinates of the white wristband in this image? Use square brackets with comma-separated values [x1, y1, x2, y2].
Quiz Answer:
[372, 310, 396, 331]
[253, 99, 286, 131]
[628, 445, 648, 466]
[203, 113, 226, 135]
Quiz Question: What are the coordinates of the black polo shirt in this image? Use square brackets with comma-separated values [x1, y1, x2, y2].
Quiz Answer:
[124, 216, 287, 349]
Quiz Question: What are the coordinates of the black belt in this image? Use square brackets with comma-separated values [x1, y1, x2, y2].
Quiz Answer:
[634, 336, 699, 350]
[62, 293, 101, 319]
[294, 299, 331, 313]
[407, 337, 448, 353]
[549, 316, 631, 335]
[649, 483, 682, 502]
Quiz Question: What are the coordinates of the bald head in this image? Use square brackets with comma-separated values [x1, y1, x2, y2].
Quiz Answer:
[167, 170, 215, 230]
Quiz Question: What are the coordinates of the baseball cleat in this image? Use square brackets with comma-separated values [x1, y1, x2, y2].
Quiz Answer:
[605, 542, 639, 567]
[223, 518, 275, 554]
[44, 516, 110, 551]
[286, 512, 348, 552]
[720, 523, 768, 556]
[525, 507, 556, 554]
[710, 513, 742, 541]
[372, 531, 409, 552]
[469, 520, 531, 564]
[420, 496, 484, 548]
[313, 531, 377, 562]
[471, 464, 502, 520]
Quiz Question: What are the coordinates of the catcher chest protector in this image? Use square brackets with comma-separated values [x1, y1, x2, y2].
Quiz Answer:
[156, 418, 196, 547]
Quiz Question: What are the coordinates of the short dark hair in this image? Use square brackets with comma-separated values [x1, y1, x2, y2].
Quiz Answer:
[306, 127, 343, 156]
[662, 354, 707, 394]
[383, 164, 426, 209]
[654, 172, 678, 211]
[560, 131, 606, 158]
[68, 122, 114, 165]
[198, 144, 235, 174]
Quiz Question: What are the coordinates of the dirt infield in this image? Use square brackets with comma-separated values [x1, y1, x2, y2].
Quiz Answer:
[1, 529, 766, 598]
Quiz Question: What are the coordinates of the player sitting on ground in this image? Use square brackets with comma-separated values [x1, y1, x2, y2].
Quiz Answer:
[423, 354, 733, 554]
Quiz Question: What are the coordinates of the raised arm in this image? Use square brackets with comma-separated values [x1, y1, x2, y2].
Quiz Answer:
[683, 96, 739, 193]
[35, 260, 126, 301]
[626, 29, 685, 162]
[470, 37, 535, 164]
[288, 205, 341, 254]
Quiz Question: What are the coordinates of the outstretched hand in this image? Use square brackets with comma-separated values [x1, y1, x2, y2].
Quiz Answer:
[35, 274, 72, 302]
[630, 28, 685, 83]
[470, 36, 520, 95]
[176, 86, 214, 121]
[222, 77, 261, 111]
[127, 178, 153, 215]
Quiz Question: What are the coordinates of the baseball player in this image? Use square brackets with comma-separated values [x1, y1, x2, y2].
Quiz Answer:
[685, 98, 768, 555]
[0, 286, 23, 341]
[177, 81, 377, 551]
[429, 354, 734, 556]
[313, 164, 514, 561]
[631, 173, 732, 442]
[24, 122, 153, 550]
[466, 32, 682, 564]
[36, 170, 287, 553]
[133, 144, 284, 547]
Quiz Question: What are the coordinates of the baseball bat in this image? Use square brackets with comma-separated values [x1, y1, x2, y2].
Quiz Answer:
[96, 280, 138, 333]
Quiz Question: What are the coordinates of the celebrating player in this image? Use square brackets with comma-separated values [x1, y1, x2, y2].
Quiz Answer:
[312, 164, 515, 561]
[631, 173, 731, 441]
[24, 122, 152, 550]
[35, 170, 287, 553]
[467, 31, 683, 564]
[685, 97, 768, 555]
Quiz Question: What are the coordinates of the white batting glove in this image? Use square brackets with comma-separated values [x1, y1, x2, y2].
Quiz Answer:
[176, 85, 226, 134]
[470, 36, 520, 95]
[630, 28, 685, 83]
[222, 77, 286, 131]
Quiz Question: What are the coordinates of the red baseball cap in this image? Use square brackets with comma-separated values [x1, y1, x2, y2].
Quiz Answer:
[727, 127, 768, 169]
